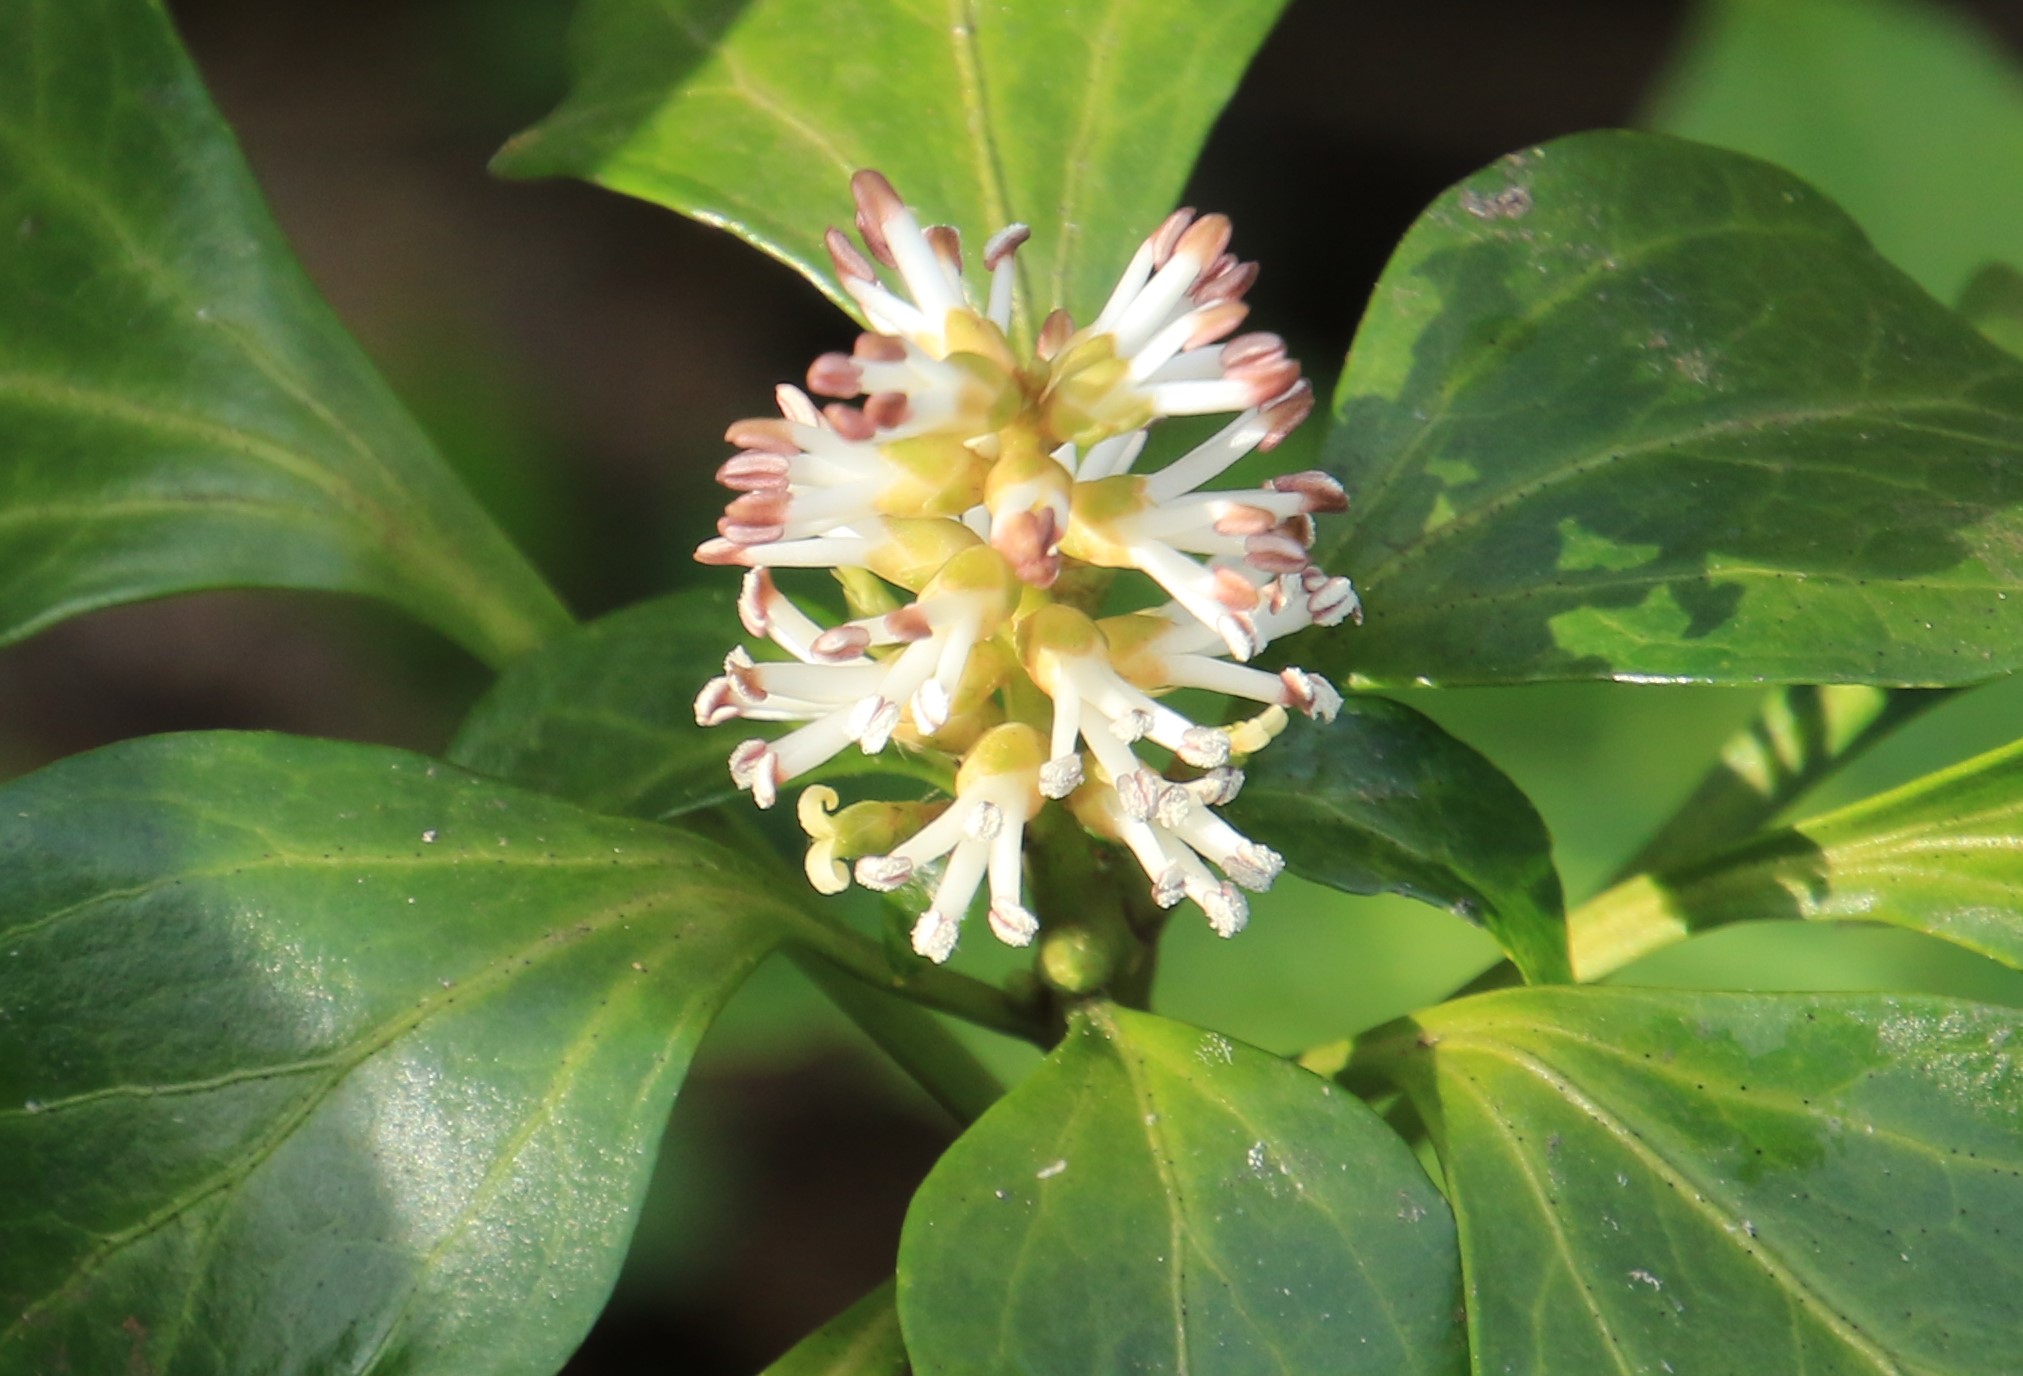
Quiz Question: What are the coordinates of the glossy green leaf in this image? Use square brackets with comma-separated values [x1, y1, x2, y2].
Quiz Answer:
[1224, 701, 1568, 983]
[0, 0, 570, 666]
[1317, 130, 2023, 689]
[897, 1003, 1465, 1376]
[763, 1281, 908, 1376]
[1579, 733, 2023, 978]
[0, 731, 792, 1374]
[1365, 987, 2023, 1375]
[496, 0, 1289, 325]
[449, 586, 943, 822]
[1649, 0, 2023, 303]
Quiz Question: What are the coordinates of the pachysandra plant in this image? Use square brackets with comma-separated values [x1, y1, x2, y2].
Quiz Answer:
[7, 1, 2023, 1374]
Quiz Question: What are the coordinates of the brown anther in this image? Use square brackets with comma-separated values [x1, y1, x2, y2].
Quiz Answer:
[1184, 300, 1250, 350]
[724, 491, 789, 527]
[1037, 308, 1075, 360]
[1258, 381, 1315, 452]
[807, 352, 864, 399]
[1213, 566, 1264, 611]
[1244, 531, 1311, 574]
[1220, 332, 1287, 370]
[1267, 469, 1349, 514]
[924, 224, 963, 277]
[724, 418, 798, 456]
[994, 509, 1062, 588]
[718, 519, 788, 546]
[716, 453, 791, 492]
[850, 170, 905, 267]
[1172, 213, 1233, 271]
[1235, 359, 1304, 409]
[725, 656, 766, 701]
[854, 332, 907, 362]
[811, 625, 873, 661]
[884, 605, 934, 641]
[863, 390, 912, 430]
[1278, 668, 1320, 716]
[694, 538, 755, 567]
[1194, 258, 1258, 306]
[1212, 504, 1279, 537]
[984, 223, 1031, 270]
[1281, 513, 1316, 548]
[825, 227, 877, 283]
[1149, 208, 1196, 268]
[822, 404, 876, 442]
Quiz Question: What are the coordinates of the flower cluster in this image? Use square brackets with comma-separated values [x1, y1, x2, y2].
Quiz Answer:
[695, 171, 1358, 963]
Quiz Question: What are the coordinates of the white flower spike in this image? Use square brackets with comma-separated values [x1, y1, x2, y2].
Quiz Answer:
[695, 171, 1360, 963]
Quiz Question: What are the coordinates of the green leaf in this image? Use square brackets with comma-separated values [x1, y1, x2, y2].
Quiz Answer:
[0, 731, 791, 1374]
[897, 1003, 1465, 1376]
[1317, 130, 2023, 689]
[1224, 701, 1569, 983]
[449, 586, 944, 822]
[1365, 986, 2023, 1375]
[0, 0, 570, 666]
[1576, 733, 2023, 979]
[1648, 0, 2023, 303]
[763, 1281, 909, 1376]
[495, 0, 1289, 326]
[1960, 263, 2023, 361]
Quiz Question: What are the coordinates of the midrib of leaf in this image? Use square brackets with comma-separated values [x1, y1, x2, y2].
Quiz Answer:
[983, 1080, 1098, 1365]
[1104, 1024, 1194, 1376]
[1131, 1036, 1418, 1358]
[1044, 0, 1130, 315]
[948, 0, 1029, 331]
[0, 119, 406, 499]
[1441, 1067, 1636, 1376]
[1446, 1034, 1912, 1375]
[347, 955, 707, 1373]
[0, 371, 366, 508]
[4, 867, 775, 1341]
[1353, 395, 2023, 593]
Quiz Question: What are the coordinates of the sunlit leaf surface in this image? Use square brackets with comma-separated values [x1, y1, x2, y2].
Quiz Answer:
[899, 1003, 1465, 1376]
[497, 0, 1289, 326]
[0, 733, 789, 1374]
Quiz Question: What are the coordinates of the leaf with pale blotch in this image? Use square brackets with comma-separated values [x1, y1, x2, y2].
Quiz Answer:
[1366, 986, 2023, 1375]
[1316, 131, 2023, 689]
[0, 732, 796, 1375]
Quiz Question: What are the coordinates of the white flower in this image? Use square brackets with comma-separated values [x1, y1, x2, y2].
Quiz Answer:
[693, 170, 1361, 963]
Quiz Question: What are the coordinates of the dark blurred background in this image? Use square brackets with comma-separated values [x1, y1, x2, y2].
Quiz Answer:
[7, 0, 2023, 1368]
